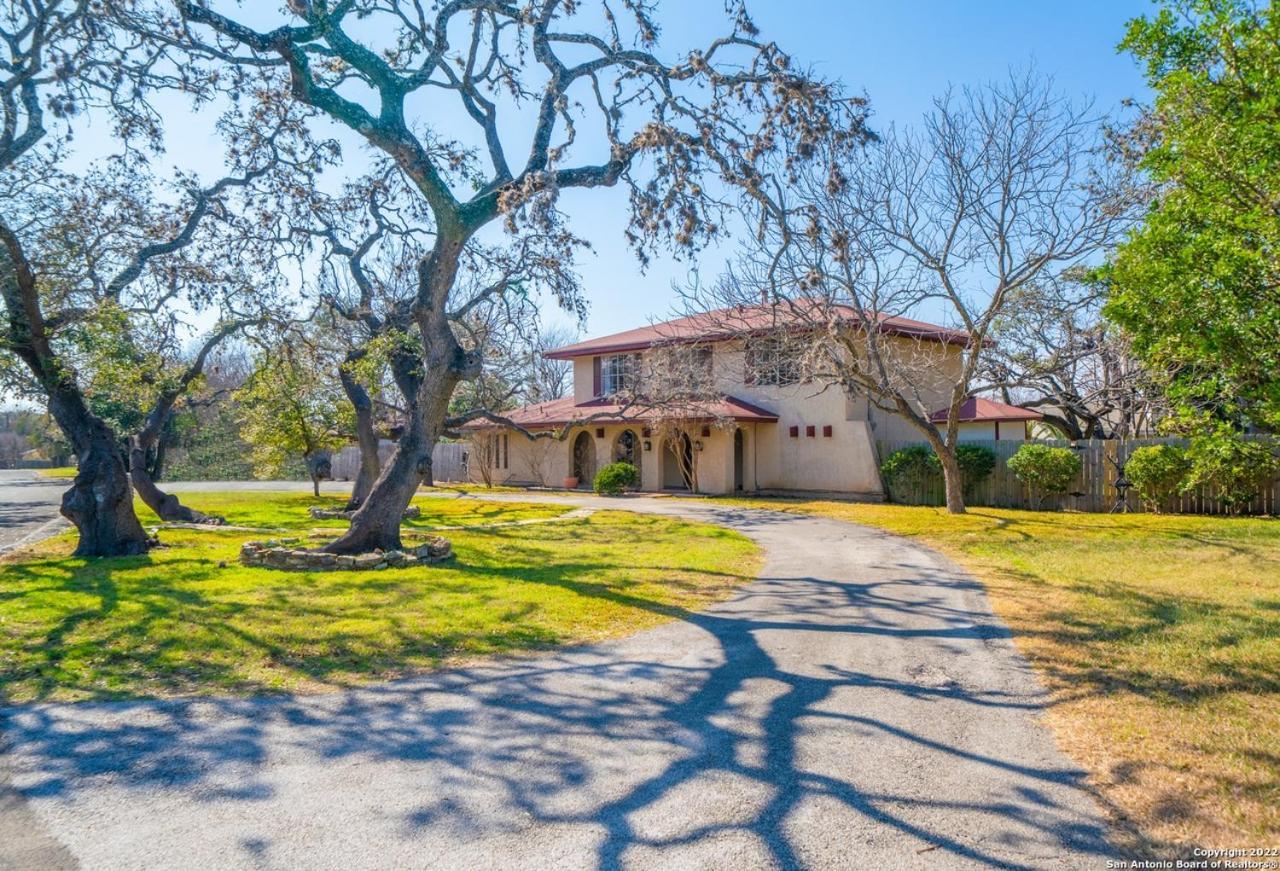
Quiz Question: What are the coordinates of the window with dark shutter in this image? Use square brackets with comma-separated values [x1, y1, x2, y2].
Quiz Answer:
[600, 354, 638, 395]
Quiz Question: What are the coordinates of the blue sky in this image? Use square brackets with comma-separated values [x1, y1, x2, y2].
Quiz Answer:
[555, 0, 1157, 340]
[65, 1, 1155, 345]
[551, 0, 1155, 339]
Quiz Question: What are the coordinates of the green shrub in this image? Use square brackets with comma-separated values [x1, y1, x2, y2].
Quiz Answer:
[880, 445, 938, 502]
[593, 461, 639, 495]
[1125, 445, 1191, 512]
[1007, 444, 1082, 509]
[1182, 433, 1280, 512]
[880, 443, 998, 504]
[881, 443, 997, 503]
[955, 444, 996, 498]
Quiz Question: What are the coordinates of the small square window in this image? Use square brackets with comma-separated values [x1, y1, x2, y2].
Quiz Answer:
[805, 425, 815, 438]
[789, 425, 799, 438]
[823, 425, 833, 438]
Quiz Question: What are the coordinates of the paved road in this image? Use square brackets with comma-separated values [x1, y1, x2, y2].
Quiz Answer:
[1, 487, 1110, 869]
[0, 470, 69, 555]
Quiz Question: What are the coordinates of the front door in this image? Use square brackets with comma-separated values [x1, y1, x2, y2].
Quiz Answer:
[615, 429, 641, 481]
[661, 433, 692, 489]
[572, 431, 595, 486]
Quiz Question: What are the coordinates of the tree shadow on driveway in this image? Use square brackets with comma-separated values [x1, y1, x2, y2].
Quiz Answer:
[1, 511, 1112, 869]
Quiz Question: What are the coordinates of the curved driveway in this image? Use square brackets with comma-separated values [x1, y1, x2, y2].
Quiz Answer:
[1, 489, 1109, 869]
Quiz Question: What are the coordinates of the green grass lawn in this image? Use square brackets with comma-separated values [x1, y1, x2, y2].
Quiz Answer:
[151, 491, 572, 530]
[420, 481, 539, 494]
[0, 493, 759, 704]
[718, 497, 1280, 853]
[34, 466, 77, 479]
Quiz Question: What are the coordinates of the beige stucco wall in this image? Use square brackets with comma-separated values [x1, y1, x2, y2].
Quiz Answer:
[571, 357, 595, 405]
[708, 338, 959, 494]
[957, 421, 1029, 442]
[477, 332, 969, 496]
[470, 422, 764, 495]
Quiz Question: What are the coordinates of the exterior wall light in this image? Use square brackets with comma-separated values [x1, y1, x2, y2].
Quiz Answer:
[694, 440, 704, 451]
[643, 440, 652, 451]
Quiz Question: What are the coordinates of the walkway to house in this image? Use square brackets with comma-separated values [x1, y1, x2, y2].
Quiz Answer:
[1, 487, 1110, 869]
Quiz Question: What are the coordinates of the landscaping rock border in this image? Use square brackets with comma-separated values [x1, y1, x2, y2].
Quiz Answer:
[239, 536, 452, 571]
[307, 505, 422, 521]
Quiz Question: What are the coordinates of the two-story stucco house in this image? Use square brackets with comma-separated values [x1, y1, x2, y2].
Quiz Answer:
[466, 304, 1040, 496]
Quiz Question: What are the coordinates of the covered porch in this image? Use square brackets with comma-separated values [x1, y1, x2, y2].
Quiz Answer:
[465, 395, 776, 495]
[563, 421, 764, 495]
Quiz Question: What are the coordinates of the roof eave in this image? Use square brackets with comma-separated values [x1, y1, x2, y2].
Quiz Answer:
[544, 321, 972, 360]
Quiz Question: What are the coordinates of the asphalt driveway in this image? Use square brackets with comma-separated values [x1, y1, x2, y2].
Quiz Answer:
[0, 487, 1110, 869]
[0, 470, 68, 555]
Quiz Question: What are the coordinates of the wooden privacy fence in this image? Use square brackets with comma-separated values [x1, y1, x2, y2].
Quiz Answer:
[875, 437, 1280, 515]
[331, 440, 469, 484]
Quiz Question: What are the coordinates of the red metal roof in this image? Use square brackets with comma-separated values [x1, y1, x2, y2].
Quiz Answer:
[545, 301, 972, 360]
[464, 394, 779, 429]
[929, 397, 1044, 424]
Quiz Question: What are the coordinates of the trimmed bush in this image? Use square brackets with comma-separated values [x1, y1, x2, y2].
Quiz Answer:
[955, 444, 996, 498]
[1183, 433, 1280, 512]
[881, 443, 997, 504]
[593, 461, 639, 496]
[880, 445, 938, 503]
[1007, 444, 1082, 509]
[1125, 445, 1191, 512]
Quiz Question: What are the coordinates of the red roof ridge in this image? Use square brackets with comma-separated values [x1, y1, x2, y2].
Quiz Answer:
[461, 393, 779, 428]
[545, 300, 970, 359]
[929, 396, 1044, 423]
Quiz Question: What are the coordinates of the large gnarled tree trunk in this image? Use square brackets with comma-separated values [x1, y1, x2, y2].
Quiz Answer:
[3, 221, 152, 556]
[324, 364, 463, 552]
[339, 358, 381, 512]
[894, 390, 968, 515]
[324, 247, 471, 554]
[50, 385, 153, 557]
[323, 411, 436, 553]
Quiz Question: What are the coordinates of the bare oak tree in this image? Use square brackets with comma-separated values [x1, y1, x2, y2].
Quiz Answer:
[309, 168, 585, 504]
[696, 71, 1135, 512]
[985, 277, 1163, 440]
[523, 323, 578, 404]
[176, 0, 868, 552]
[1, 2, 164, 554]
[0, 3, 327, 553]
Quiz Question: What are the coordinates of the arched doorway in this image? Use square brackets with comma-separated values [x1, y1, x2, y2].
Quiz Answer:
[571, 431, 595, 486]
[614, 429, 642, 482]
[661, 432, 693, 490]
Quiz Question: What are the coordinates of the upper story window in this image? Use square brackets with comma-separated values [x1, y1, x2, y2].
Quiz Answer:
[600, 353, 639, 396]
[745, 337, 803, 387]
[645, 345, 714, 395]
[684, 347, 714, 383]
